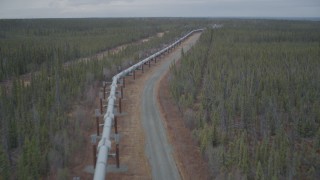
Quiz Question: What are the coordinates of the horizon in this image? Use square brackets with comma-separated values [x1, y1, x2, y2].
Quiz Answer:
[1, 0, 319, 19]
[1, 16, 320, 21]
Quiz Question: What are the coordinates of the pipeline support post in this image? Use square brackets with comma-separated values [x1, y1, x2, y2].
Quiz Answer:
[114, 116, 118, 134]
[99, 92, 103, 114]
[120, 86, 123, 99]
[103, 82, 106, 99]
[116, 144, 120, 168]
[119, 98, 122, 114]
[133, 70, 135, 80]
[93, 144, 97, 168]
[115, 134, 120, 168]
[123, 77, 125, 88]
[96, 117, 99, 136]
[95, 109, 100, 136]
[91, 135, 97, 168]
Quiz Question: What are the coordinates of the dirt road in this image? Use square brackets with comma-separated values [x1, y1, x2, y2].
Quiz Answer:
[141, 33, 202, 180]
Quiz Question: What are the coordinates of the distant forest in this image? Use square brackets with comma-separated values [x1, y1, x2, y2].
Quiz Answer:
[0, 18, 205, 81]
[1, 18, 319, 179]
[170, 20, 320, 179]
[0, 18, 205, 179]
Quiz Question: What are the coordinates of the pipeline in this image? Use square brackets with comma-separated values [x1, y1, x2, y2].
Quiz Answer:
[93, 29, 204, 180]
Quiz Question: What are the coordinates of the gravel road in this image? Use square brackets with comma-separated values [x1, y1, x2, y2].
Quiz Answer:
[141, 32, 202, 180]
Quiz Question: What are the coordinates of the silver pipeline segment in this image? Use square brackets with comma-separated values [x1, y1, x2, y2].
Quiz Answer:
[93, 29, 203, 180]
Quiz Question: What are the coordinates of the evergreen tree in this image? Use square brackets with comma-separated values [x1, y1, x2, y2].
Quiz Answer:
[0, 144, 10, 180]
[256, 161, 264, 180]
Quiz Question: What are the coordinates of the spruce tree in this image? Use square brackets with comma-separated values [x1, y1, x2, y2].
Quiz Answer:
[255, 161, 264, 180]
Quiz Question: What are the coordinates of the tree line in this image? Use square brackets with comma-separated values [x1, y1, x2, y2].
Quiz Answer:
[170, 19, 320, 179]
[0, 18, 207, 81]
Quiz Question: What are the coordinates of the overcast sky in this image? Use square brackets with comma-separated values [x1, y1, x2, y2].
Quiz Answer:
[0, 0, 319, 19]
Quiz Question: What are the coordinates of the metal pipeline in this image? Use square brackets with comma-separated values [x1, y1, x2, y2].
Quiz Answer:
[93, 29, 204, 180]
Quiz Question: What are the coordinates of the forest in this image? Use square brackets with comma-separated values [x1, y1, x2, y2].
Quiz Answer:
[170, 19, 320, 179]
[0, 18, 206, 179]
[0, 18, 206, 81]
